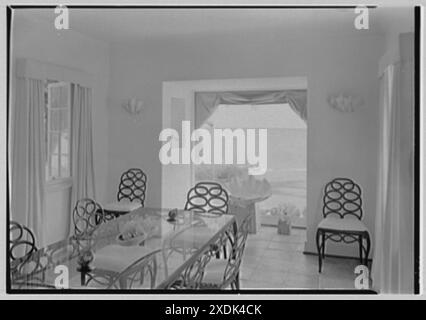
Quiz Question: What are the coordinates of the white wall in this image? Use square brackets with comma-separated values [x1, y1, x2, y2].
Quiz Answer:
[12, 14, 110, 243]
[108, 31, 385, 257]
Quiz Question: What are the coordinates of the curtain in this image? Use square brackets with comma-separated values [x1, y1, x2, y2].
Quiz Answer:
[69, 84, 96, 235]
[372, 33, 414, 293]
[11, 78, 46, 246]
[195, 90, 307, 128]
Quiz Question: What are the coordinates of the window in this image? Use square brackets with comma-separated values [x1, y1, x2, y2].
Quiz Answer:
[194, 103, 307, 228]
[44, 81, 71, 182]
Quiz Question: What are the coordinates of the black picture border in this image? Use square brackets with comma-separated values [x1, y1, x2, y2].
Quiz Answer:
[5, 4, 420, 296]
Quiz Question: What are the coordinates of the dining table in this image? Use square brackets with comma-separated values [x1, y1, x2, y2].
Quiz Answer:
[10, 207, 236, 290]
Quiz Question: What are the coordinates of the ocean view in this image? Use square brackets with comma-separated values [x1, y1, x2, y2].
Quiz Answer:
[194, 127, 307, 227]
[259, 128, 306, 227]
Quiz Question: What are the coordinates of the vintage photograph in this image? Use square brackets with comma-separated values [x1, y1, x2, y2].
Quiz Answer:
[7, 5, 417, 294]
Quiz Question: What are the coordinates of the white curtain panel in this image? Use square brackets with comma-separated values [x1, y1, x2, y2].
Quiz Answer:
[372, 33, 414, 293]
[194, 90, 307, 128]
[69, 84, 96, 235]
[11, 78, 46, 246]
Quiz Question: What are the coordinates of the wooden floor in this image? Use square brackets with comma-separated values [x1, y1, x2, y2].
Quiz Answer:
[240, 227, 360, 289]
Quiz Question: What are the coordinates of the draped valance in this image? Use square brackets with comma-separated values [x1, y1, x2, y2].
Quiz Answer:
[194, 89, 307, 128]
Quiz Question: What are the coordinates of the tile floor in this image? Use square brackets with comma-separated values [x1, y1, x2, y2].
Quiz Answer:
[240, 226, 360, 289]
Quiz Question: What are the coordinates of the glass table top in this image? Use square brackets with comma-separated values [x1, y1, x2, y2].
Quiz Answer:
[10, 207, 235, 290]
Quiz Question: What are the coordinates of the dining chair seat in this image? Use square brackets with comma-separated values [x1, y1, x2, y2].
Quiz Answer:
[318, 216, 369, 233]
[199, 259, 228, 288]
[199, 212, 252, 290]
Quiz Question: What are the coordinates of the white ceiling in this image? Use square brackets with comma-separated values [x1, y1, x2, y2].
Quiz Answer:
[15, 7, 413, 44]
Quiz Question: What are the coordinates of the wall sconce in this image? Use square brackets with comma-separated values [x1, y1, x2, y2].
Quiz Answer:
[328, 93, 364, 112]
[122, 98, 144, 122]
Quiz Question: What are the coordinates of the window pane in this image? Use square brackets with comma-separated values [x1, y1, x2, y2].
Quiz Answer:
[51, 153, 59, 178]
[60, 132, 70, 178]
[61, 154, 69, 177]
[49, 133, 60, 156]
[61, 132, 69, 154]
[60, 110, 69, 131]
[59, 86, 69, 106]
[50, 88, 59, 108]
[49, 132, 60, 179]
[50, 110, 60, 131]
[50, 85, 69, 109]
[45, 81, 71, 181]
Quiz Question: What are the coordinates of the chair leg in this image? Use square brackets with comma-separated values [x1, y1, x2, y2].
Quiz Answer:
[316, 229, 323, 273]
[358, 235, 363, 265]
[321, 232, 326, 259]
[364, 233, 371, 267]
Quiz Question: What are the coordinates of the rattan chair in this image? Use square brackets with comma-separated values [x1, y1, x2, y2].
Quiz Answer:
[316, 178, 371, 272]
[102, 168, 147, 220]
[10, 221, 37, 264]
[199, 212, 252, 289]
[72, 198, 105, 237]
[9, 221, 55, 289]
[164, 182, 231, 269]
